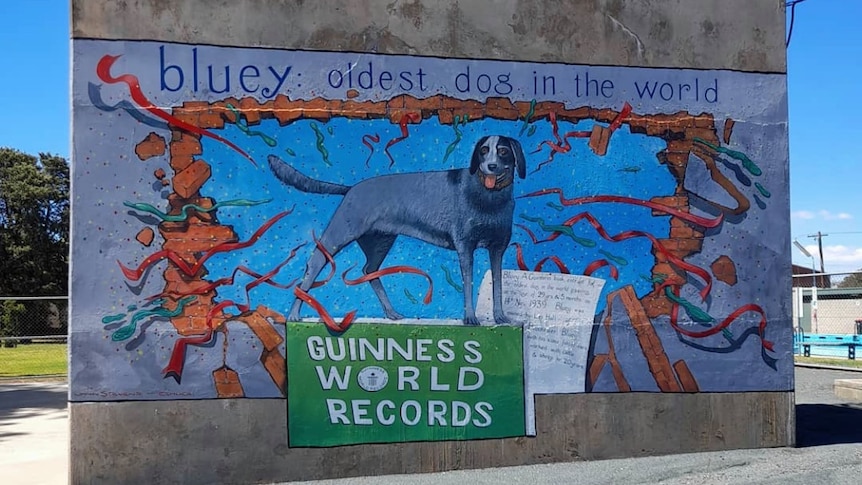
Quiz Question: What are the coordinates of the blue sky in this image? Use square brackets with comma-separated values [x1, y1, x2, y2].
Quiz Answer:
[0, 0, 858, 272]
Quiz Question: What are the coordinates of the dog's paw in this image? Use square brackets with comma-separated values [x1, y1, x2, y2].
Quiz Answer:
[287, 310, 301, 322]
[463, 316, 481, 326]
[494, 312, 511, 325]
[384, 309, 405, 320]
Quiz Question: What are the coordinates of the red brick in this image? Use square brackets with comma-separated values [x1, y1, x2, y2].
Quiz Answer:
[170, 139, 202, 157]
[182, 101, 210, 110]
[256, 305, 286, 324]
[723, 118, 735, 144]
[711, 255, 738, 286]
[239, 98, 263, 125]
[136, 227, 155, 247]
[408, 94, 444, 111]
[588, 125, 603, 154]
[340, 100, 369, 119]
[172, 109, 199, 127]
[238, 312, 283, 351]
[172, 160, 211, 198]
[272, 95, 302, 124]
[135, 133, 167, 161]
[298, 98, 330, 120]
[387, 95, 408, 109]
[686, 127, 718, 143]
[197, 112, 225, 129]
[260, 349, 286, 394]
[437, 110, 455, 125]
[213, 367, 245, 398]
[642, 291, 672, 318]
[364, 101, 389, 117]
[693, 114, 715, 129]
[160, 223, 238, 254]
[532, 101, 566, 119]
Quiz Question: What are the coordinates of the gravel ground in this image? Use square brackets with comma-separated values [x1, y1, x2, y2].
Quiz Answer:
[291, 367, 862, 485]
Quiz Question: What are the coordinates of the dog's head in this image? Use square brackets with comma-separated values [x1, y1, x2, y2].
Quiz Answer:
[469, 136, 526, 190]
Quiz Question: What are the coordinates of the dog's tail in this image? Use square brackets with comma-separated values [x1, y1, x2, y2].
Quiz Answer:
[268, 154, 350, 195]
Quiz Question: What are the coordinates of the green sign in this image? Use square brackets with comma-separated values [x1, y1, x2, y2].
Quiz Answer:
[286, 322, 525, 447]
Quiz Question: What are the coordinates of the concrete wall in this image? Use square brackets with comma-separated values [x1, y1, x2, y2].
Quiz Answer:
[72, 0, 786, 72]
[70, 1, 792, 484]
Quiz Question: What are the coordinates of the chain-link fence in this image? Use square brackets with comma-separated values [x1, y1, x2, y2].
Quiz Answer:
[792, 272, 862, 359]
[0, 296, 68, 378]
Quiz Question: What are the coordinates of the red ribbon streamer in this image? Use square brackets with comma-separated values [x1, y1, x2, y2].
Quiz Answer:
[163, 329, 215, 383]
[532, 103, 631, 173]
[516, 207, 712, 300]
[583, 259, 619, 280]
[512, 243, 529, 271]
[557, 211, 712, 300]
[149, 244, 304, 301]
[608, 102, 633, 132]
[519, 189, 724, 229]
[309, 232, 337, 289]
[118, 210, 292, 281]
[96, 54, 255, 166]
[533, 256, 571, 274]
[510, 243, 570, 275]
[294, 287, 358, 333]
[162, 247, 303, 381]
[384, 112, 421, 167]
[341, 265, 434, 304]
[668, 287, 773, 351]
[362, 133, 380, 167]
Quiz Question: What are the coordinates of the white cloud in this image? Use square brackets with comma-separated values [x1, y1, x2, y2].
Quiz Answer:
[822, 245, 862, 264]
[797, 244, 862, 273]
[791, 210, 853, 221]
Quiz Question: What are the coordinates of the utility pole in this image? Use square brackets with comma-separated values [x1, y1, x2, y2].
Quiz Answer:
[808, 231, 829, 287]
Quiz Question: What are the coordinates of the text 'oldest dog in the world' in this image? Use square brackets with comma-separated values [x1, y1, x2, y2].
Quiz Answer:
[268, 135, 526, 325]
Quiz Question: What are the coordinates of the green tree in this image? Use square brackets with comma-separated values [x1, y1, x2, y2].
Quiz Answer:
[0, 148, 69, 295]
[838, 270, 862, 289]
[0, 148, 69, 337]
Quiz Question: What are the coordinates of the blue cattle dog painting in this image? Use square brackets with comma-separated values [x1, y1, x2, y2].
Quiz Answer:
[70, 39, 791, 445]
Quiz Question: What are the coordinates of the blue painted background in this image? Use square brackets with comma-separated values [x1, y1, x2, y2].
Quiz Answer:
[201, 117, 673, 320]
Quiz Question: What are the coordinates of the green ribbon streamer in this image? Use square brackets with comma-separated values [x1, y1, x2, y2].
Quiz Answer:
[520, 214, 596, 247]
[693, 137, 762, 177]
[112, 296, 196, 342]
[124, 199, 271, 223]
[225, 103, 277, 147]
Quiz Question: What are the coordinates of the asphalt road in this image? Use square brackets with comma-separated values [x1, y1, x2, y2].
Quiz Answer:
[294, 367, 862, 485]
[1, 367, 860, 485]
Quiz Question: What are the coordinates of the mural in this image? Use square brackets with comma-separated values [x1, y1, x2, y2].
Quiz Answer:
[71, 40, 791, 445]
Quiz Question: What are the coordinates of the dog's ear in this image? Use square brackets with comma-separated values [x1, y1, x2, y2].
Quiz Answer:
[470, 136, 489, 174]
[508, 137, 526, 179]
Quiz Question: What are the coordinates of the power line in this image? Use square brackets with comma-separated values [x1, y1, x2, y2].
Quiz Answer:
[786, 0, 809, 48]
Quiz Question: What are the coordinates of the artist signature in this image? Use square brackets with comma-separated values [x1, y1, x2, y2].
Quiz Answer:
[72, 390, 195, 398]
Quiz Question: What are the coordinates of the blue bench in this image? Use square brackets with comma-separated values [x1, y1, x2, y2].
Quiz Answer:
[801, 334, 860, 360]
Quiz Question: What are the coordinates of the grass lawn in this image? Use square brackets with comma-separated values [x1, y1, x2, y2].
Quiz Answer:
[0, 343, 68, 377]
[795, 355, 862, 369]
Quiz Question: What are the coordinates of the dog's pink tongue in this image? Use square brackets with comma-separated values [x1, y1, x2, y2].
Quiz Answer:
[484, 174, 497, 189]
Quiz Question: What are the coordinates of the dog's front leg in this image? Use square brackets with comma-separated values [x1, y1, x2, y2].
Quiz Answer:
[489, 246, 510, 324]
[456, 247, 479, 326]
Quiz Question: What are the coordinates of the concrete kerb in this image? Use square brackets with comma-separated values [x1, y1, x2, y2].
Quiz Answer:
[794, 363, 862, 373]
[833, 379, 862, 401]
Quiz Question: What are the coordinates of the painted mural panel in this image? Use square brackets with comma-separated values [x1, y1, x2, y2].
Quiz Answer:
[70, 40, 790, 443]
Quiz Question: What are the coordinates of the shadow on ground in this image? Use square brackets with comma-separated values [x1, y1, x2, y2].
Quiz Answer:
[0, 386, 66, 414]
[0, 384, 67, 441]
[796, 403, 862, 447]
